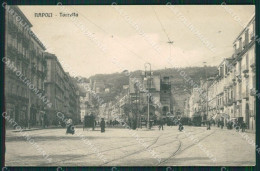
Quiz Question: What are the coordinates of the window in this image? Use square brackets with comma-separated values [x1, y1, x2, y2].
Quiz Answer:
[246, 54, 249, 70]
[239, 37, 242, 50]
[238, 61, 241, 74]
[245, 29, 249, 44]
[16, 61, 21, 71]
[17, 86, 19, 96]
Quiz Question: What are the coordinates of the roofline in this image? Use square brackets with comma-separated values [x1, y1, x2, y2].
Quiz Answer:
[31, 31, 46, 50]
[217, 58, 226, 68]
[233, 14, 255, 44]
[44, 52, 66, 75]
[13, 6, 33, 27]
[14, 6, 46, 50]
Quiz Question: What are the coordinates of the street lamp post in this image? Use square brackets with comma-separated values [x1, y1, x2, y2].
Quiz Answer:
[203, 62, 208, 121]
[144, 63, 151, 129]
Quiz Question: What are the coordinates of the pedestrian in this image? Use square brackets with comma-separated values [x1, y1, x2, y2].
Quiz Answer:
[101, 118, 105, 133]
[66, 118, 74, 135]
[241, 121, 246, 132]
[235, 121, 240, 132]
[43, 113, 47, 128]
[158, 119, 164, 131]
[178, 122, 184, 131]
[207, 120, 211, 130]
[221, 120, 224, 129]
[160, 119, 164, 130]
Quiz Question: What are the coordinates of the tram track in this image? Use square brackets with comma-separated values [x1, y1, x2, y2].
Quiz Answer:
[100, 129, 206, 166]
[7, 126, 208, 166]
[51, 128, 205, 166]
[158, 129, 216, 165]
[49, 130, 175, 166]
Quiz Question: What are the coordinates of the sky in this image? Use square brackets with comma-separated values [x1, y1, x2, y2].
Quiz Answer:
[19, 5, 255, 78]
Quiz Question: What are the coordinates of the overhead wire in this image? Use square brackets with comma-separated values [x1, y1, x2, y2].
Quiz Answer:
[70, 6, 157, 67]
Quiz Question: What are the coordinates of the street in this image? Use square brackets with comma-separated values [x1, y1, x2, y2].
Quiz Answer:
[5, 126, 255, 166]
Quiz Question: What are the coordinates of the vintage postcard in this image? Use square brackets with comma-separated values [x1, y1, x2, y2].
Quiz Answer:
[3, 3, 256, 167]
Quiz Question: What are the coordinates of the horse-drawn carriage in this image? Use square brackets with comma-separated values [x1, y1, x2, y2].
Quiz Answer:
[83, 114, 96, 131]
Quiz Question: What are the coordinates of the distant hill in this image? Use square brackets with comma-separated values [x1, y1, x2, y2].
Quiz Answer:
[79, 66, 218, 103]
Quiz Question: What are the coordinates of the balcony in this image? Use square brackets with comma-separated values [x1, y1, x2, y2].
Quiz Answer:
[228, 82, 233, 87]
[37, 70, 45, 77]
[7, 21, 17, 34]
[22, 38, 30, 47]
[242, 68, 249, 74]
[242, 41, 246, 48]
[17, 30, 24, 40]
[242, 91, 249, 99]
[250, 63, 255, 72]
[7, 45, 17, 58]
[224, 86, 228, 90]
[250, 88, 256, 96]
[236, 94, 242, 101]
[235, 47, 242, 56]
[218, 104, 224, 109]
[250, 32, 255, 40]
[227, 99, 233, 106]
[31, 66, 37, 72]
[17, 51, 23, 59]
[236, 75, 242, 83]
[23, 57, 30, 64]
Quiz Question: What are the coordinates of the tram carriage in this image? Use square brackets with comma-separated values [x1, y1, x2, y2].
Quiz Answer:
[83, 114, 96, 131]
[191, 115, 202, 126]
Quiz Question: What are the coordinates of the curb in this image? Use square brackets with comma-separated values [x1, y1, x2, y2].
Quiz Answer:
[11, 128, 42, 132]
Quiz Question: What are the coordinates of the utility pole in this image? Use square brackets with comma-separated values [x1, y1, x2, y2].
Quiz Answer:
[144, 63, 151, 129]
[203, 62, 208, 122]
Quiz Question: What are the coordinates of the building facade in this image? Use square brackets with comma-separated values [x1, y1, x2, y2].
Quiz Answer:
[5, 6, 47, 127]
[187, 14, 256, 130]
[44, 53, 81, 125]
[126, 72, 174, 128]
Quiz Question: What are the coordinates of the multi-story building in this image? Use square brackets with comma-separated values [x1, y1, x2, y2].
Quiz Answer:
[5, 6, 47, 127]
[188, 88, 202, 118]
[160, 76, 172, 116]
[233, 14, 255, 130]
[78, 81, 92, 122]
[127, 72, 175, 128]
[93, 79, 105, 93]
[44, 53, 80, 125]
[195, 14, 255, 129]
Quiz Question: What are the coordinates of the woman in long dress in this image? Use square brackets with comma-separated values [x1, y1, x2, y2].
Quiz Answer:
[66, 118, 74, 135]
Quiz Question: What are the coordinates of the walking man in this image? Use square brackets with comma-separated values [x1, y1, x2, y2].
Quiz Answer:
[101, 118, 105, 133]
[221, 120, 224, 129]
[207, 120, 211, 130]
[241, 121, 246, 132]
[159, 119, 164, 131]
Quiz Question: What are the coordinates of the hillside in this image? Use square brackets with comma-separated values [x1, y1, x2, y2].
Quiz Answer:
[82, 66, 218, 103]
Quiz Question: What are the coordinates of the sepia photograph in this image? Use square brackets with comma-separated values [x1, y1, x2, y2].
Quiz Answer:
[2, 3, 256, 167]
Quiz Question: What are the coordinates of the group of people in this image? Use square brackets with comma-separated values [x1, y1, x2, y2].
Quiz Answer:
[217, 120, 247, 132]
[234, 121, 247, 132]
[157, 119, 184, 132]
[218, 120, 225, 129]
[65, 118, 106, 135]
[108, 120, 120, 126]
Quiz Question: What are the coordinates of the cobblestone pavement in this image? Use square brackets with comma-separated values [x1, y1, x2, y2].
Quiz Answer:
[5, 126, 255, 166]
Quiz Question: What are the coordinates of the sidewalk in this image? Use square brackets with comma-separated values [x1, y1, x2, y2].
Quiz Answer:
[9, 125, 63, 132]
[212, 125, 255, 134]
